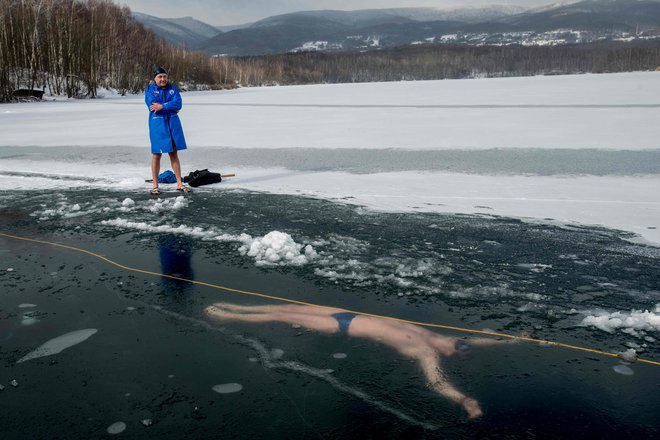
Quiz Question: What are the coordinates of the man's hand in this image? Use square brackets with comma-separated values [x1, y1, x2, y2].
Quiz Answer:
[149, 103, 164, 112]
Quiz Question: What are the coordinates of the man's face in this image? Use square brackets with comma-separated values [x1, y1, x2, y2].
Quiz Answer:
[155, 73, 168, 88]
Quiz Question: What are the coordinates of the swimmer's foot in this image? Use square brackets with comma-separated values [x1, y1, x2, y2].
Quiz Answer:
[205, 304, 232, 318]
[205, 304, 256, 319]
[150, 187, 161, 195]
[206, 302, 259, 314]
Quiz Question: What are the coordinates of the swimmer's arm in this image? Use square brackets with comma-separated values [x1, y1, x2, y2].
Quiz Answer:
[418, 354, 483, 419]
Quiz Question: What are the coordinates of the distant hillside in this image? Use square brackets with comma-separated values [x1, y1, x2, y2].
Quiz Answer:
[133, 12, 221, 48]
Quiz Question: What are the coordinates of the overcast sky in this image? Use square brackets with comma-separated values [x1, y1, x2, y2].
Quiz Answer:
[118, 1, 561, 26]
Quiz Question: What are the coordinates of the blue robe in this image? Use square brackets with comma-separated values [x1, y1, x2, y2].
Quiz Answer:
[145, 83, 188, 154]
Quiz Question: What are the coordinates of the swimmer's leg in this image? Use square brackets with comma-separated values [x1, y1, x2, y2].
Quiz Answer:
[205, 305, 339, 333]
[208, 302, 339, 316]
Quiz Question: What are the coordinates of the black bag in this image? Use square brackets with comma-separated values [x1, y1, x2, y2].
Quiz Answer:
[183, 169, 222, 187]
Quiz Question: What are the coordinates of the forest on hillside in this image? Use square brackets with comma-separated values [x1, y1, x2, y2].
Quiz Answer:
[0, 0, 217, 101]
[2, 0, 660, 102]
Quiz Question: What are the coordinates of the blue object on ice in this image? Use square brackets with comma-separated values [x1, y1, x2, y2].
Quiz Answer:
[158, 170, 177, 183]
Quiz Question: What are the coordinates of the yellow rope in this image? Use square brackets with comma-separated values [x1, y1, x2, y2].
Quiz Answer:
[2, 231, 658, 367]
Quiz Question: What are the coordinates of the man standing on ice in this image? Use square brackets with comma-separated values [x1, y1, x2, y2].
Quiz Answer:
[145, 66, 190, 195]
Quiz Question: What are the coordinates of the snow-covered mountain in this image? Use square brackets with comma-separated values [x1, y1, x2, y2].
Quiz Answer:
[135, 1, 660, 56]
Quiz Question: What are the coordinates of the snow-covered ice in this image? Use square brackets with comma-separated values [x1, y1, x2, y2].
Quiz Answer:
[1, 72, 659, 243]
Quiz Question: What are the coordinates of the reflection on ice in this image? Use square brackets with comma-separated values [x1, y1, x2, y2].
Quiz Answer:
[17, 328, 98, 363]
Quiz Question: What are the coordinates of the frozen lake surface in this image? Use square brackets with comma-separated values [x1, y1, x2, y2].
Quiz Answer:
[1, 73, 659, 438]
[1, 71, 659, 244]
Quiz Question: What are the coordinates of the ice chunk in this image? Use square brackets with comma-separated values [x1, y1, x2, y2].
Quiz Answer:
[271, 348, 284, 359]
[107, 422, 126, 434]
[10, 379, 18, 387]
[332, 353, 348, 359]
[613, 365, 634, 376]
[618, 349, 638, 363]
[141, 419, 153, 427]
[17, 328, 98, 363]
[21, 314, 39, 326]
[18, 304, 37, 308]
[172, 196, 187, 210]
[121, 198, 135, 207]
[580, 304, 660, 337]
[212, 383, 243, 394]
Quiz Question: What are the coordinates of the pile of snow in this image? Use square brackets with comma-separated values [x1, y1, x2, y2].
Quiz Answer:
[238, 231, 317, 267]
[580, 304, 660, 338]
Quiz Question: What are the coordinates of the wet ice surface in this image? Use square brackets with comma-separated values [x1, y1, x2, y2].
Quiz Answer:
[1, 188, 659, 438]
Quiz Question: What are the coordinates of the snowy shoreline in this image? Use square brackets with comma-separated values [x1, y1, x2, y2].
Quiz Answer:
[1, 72, 659, 244]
